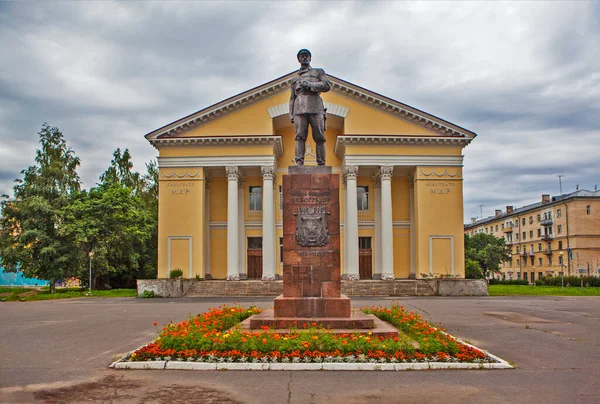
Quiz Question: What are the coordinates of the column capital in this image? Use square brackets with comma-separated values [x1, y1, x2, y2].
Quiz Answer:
[372, 174, 381, 189]
[225, 166, 239, 181]
[380, 165, 394, 180]
[343, 165, 359, 181]
[261, 165, 276, 181]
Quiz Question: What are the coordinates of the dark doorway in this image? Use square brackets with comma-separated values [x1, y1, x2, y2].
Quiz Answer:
[359, 237, 372, 279]
[247, 237, 263, 279]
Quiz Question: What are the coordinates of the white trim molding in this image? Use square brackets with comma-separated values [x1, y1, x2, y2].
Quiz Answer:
[268, 102, 349, 119]
[342, 154, 464, 167]
[167, 236, 193, 278]
[150, 136, 284, 156]
[335, 135, 471, 157]
[158, 155, 278, 168]
[428, 235, 455, 277]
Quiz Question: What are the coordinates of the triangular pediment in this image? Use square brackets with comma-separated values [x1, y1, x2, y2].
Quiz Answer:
[145, 71, 476, 144]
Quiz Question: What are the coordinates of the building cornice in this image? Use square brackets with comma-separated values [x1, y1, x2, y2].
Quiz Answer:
[334, 135, 471, 157]
[149, 136, 284, 157]
[145, 73, 477, 141]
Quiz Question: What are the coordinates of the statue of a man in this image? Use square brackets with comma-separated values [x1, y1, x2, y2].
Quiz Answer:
[289, 49, 331, 166]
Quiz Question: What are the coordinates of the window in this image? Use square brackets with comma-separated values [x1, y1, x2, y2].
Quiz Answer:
[495, 225, 498, 232]
[279, 185, 283, 211]
[538, 271, 543, 280]
[587, 205, 591, 215]
[544, 212, 547, 220]
[357, 186, 369, 210]
[548, 256, 553, 266]
[359, 237, 372, 249]
[485, 227, 488, 233]
[548, 227, 553, 235]
[523, 272, 528, 281]
[531, 272, 535, 282]
[523, 258, 527, 267]
[530, 245, 534, 253]
[516, 233, 519, 241]
[516, 246, 520, 253]
[530, 230, 533, 238]
[522, 231, 526, 240]
[529, 216, 533, 224]
[558, 241, 563, 250]
[249, 186, 262, 211]
[557, 209, 562, 218]
[279, 237, 283, 263]
[538, 257, 543, 266]
[557, 225, 562, 234]
[537, 229, 542, 237]
[517, 272, 521, 279]
[538, 243, 542, 251]
[537, 214, 541, 222]
[531, 257, 534, 265]
[248, 237, 262, 249]
[522, 218, 526, 226]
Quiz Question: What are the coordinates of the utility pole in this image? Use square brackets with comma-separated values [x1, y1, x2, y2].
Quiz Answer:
[479, 204, 484, 220]
[558, 175, 564, 195]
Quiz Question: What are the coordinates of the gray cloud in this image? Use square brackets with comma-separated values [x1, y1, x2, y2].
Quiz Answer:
[0, 1, 598, 222]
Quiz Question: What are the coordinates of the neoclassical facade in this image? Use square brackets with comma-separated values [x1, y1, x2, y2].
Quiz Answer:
[146, 72, 476, 280]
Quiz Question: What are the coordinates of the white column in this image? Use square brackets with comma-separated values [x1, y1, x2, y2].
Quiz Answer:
[409, 176, 416, 279]
[373, 174, 382, 279]
[204, 177, 211, 279]
[380, 166, 395, 280]
[226, 166, 240, 280]
[238, 176, 246, 279]
[261, 166, 276, 280]
[343, 165, 360, 280]
[343, 181, 348, 278]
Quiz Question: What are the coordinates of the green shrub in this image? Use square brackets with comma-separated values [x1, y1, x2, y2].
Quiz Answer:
[536, 275, 600, 287]
[489, 279, 529, 285]
[169, 269, 183, 279]
[141, 290, 155, 298]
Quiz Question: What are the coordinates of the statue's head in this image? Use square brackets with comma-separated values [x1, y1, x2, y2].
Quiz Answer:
[297, 49, 311, 66]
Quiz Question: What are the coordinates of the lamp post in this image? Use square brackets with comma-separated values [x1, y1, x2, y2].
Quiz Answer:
[88, 251, 94, 293]
[532, 266, 536, 286]
[559, 251, 565, 290]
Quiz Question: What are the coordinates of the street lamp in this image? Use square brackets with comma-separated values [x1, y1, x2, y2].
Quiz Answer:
[532, 266, 536, 286]
[88, 251, 94, 293]
[559, 251, 565, 290]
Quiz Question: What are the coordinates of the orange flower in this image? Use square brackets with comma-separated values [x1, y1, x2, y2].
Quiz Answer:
[262, 338, 267, 345]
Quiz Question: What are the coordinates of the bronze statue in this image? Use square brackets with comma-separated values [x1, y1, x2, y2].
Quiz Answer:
[289, 49, 331, 165]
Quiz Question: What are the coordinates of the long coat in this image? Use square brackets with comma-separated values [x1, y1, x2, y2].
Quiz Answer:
[289, 67, 331, 116]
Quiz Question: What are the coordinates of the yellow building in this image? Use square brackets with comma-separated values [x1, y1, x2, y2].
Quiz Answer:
[464, 190, 600, 281]
[145, 72, 476, 280]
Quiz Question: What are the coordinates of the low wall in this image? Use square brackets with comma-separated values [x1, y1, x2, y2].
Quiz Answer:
[137, 279, 196, 298]
[137, 278, 488, 297]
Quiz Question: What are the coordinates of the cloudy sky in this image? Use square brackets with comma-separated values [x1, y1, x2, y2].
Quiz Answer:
[1, 1, 598, 221]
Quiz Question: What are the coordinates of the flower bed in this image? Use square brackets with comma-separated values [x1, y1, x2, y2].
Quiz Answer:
[129, 304, 491, 364]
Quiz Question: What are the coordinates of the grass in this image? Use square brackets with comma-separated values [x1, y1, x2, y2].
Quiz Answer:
[488, 285, 600, 296]
[0, 287, 136, 301]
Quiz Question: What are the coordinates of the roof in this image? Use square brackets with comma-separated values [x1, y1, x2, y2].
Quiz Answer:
[465, 189, 600, 228]
[145, 71, 478, 141]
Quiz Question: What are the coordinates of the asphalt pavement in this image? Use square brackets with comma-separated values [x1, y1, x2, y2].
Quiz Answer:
[1, 295, 599, 403]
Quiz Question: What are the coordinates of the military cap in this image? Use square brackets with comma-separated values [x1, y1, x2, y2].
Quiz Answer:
[297, 49, 311, 58]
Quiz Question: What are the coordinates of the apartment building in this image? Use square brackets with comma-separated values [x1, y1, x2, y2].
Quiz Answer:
[464, 189, 600, 281]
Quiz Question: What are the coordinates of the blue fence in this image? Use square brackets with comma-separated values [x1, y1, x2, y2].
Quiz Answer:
[0, 266, 49, 287]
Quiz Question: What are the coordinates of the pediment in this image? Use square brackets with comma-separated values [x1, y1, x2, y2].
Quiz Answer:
[145, 71, 476, 144]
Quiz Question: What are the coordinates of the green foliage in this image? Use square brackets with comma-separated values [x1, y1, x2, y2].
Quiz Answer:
[0, 124, 83, 293]
[464, 233, 510, 278]
[488, 279, 529, 285]
[141, 290, 155, 298]
[465, 258, 484, 279]
[0, 287, 136, 301]
[170, 269, 183, 278]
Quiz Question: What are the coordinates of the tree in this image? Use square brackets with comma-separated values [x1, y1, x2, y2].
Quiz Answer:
[62, 186, 154, 288]
[0, 124, 82, 293]
[98, 148, 143, 193]
[464, 233, 511, 279]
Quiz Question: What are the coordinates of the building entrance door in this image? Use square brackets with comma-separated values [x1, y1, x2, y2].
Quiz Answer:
[247, 237, 263, 279]
[359, 237, 372, 279]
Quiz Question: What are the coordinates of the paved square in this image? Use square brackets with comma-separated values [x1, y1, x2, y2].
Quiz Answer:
[1, 296, 599, 403]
